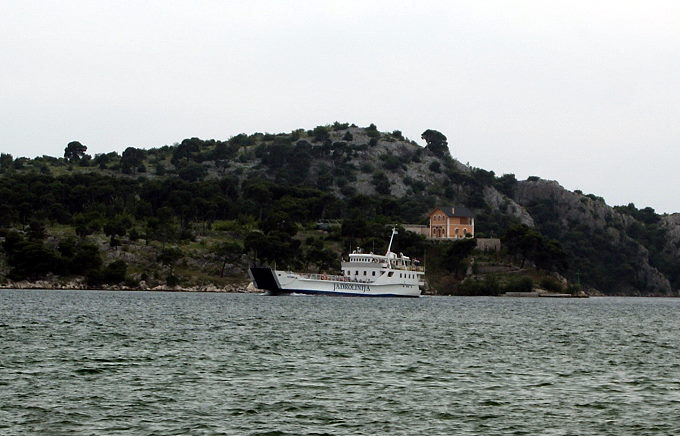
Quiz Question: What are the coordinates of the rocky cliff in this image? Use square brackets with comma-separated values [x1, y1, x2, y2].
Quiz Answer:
[513, 179, 674, 295]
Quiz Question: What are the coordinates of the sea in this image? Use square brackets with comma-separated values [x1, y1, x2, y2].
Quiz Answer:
[1, 290, 679, 435]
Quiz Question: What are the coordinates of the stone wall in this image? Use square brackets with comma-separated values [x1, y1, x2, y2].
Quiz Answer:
[476, 238, 501, 252]
[403, 225, 429, 237]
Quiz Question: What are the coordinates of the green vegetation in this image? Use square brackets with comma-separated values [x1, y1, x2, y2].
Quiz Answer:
[421, 129, 449, 158]
[0, 123, 678, 295]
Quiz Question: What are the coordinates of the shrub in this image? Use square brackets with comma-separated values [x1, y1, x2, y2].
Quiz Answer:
[540, 276, 564, 292]
[381, 154, 401, 171]
[504, 276, 533, 292]
[166, 274, 179, 287]
[87, 260, 128, 285]
[495, 173, 517, 197]
[455, 279, 486, 296]
[124, 277, 139, 288]
[372, 172, 391, 195]
[311, 126, 330, 143]
[412, 180, 426, 192]
[455, 275, 501, 296]
[129, 228, 141, 241]
[340, 185, 356, 196]
[213, 220, 241, 232]
[360, 163, 374, 173]
[317, 173, 333, 190]
[103, 260, 128, 283]
[566, 283, 583, 295]
[429, 161, 441, 173]
[177, 162, 207, 182]
[366, 123, 380, 138]
[179, 229, 195, 241]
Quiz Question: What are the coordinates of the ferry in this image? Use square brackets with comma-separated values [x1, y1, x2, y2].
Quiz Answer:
[249, 228, 424, 297]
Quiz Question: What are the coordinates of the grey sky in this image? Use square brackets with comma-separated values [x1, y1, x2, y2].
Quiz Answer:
[2, 1, 679, 212]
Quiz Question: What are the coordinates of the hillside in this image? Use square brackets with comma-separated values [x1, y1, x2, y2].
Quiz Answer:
[1, 123, 679, 295]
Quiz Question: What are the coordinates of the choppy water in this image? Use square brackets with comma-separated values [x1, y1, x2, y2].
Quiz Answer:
[1, 291, 679, 435]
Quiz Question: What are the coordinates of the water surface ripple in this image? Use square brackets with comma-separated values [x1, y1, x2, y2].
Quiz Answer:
[1, 290, 679, 435]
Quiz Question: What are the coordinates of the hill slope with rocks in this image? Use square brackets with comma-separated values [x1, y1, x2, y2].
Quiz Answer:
[0, 122, 678, 295]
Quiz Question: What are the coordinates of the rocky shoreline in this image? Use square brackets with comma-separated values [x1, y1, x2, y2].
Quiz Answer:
[0, 279, 257, 293]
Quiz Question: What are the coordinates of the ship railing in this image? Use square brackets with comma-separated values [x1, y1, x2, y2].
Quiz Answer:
[302, 273, 372, 283]
[390, 265, 425, 272]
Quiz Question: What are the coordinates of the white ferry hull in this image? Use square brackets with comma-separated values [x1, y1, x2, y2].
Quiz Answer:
[249, 267, 421, 298]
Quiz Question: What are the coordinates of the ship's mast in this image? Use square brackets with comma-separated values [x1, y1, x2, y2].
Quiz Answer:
[386, 227, 398, 255]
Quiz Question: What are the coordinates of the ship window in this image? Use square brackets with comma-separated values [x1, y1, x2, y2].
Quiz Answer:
[372, 271, 375, 276]
[363, 271, 366, 276]
[388, 272, 394, 277]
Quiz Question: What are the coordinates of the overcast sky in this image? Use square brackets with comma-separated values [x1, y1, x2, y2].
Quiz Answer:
[2, 1, 679, 212]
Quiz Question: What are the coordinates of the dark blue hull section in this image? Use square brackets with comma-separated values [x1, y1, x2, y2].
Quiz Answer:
[276, 288, 419, 298]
